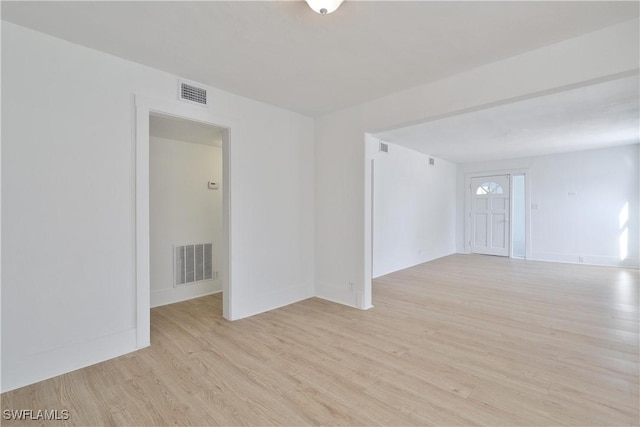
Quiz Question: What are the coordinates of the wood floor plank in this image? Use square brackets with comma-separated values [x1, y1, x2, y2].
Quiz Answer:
[2, 254, 638, 426]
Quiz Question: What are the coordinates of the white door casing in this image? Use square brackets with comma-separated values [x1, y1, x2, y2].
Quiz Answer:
[135, 94, 235, 349]
[470, 175, 510, 256]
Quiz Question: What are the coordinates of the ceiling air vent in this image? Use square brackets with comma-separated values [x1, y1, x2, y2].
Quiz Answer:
[179, 80, 208, 106]
[379, 142, 389, 153]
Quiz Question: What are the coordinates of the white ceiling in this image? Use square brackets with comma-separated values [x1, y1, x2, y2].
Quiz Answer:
[375, 75, 640, 163]
[150, 113, 224, 147]
[374, 75, 640, 164]
[2, 1, 638, 116]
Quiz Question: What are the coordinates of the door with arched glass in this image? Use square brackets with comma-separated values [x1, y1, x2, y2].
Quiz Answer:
[470, 175, 510, 256]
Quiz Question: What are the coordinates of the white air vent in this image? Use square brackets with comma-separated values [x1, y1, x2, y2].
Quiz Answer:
[379, 142, 389, 153]
[175, 243, 213, 286]
[179, 81, 208, 106]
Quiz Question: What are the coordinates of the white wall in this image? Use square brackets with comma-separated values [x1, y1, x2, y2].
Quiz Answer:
[2, 16, 638, 394]
[1, 22, 315, 392]
[456, 145, 640, 268]
[371, 142, 456, 278]
[315, 107, 366, 306]
[315, 19, 639, 307]
[149, 136, 222, 307]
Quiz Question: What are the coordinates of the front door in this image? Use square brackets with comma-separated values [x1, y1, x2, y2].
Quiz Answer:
[470, 175, 510, 256]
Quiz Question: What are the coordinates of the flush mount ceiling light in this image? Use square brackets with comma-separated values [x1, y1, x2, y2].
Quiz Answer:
[305, 0, 344, 15]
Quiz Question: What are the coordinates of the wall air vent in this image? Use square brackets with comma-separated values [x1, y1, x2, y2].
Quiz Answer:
[175, 243, 213, 286]
[179, 81, 208, 106]
[379, 142, 389, 153]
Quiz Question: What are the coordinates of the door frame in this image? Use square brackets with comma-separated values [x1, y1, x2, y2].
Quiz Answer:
[469, 174, 512, 256]
[361, 133, 376, 311]
[135, 94, 234, 349]
[464, 168, 530, 259]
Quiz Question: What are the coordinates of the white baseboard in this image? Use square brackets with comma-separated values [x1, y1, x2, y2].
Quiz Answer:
[315, 281, 358, 308]
[457, 250, 639, 269]
[532, 252, 639, 269]
[230, 284, 314, 320]
[373, 251, 457, 279]
[151, 279, 222, 308]
[1, 328, 137, 393]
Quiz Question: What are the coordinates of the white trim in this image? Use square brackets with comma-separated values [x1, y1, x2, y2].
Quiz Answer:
[531, 252, 640, 269]
[464, 168, 530, 259]
[151, 282, 222, 308]
[135, 94, 235, 349]
[232, 285, 314, 320]
[315, 281, 359, 309]
[135, 99, 151, 348]
[1, 329, 136, 393]
[363, 134, 376, 310]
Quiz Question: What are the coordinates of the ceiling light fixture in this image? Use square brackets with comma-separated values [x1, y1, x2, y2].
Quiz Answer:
[305, 0, 344, 15]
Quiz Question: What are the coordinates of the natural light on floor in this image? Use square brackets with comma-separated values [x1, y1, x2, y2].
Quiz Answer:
[619, 202, 629, 261]
[615, 270, 637, 306]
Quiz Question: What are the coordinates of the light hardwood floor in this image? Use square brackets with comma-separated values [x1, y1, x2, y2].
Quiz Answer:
[2, 254, 639, 426]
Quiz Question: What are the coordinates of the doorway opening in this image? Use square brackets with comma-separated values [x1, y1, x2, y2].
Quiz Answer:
[135, 94, 233, 349]
[364, 133, 457, 307]
[149, 113, 226, 312]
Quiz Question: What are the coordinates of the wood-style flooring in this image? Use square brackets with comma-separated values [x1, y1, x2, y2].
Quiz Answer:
[2, 254, 639, 426]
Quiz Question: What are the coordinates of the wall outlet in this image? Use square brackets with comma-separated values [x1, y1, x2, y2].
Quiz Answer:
[213, 271, 220, 279]
[348, 282, 354, 291]
[578, 256, 584, 263]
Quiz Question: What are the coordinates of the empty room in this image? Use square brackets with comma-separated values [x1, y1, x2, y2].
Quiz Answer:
[1, 1, 639, 426]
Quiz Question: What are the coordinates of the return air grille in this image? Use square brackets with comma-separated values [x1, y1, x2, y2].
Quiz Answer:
[180, 82, 207, 105]
[175, 243, 213, 286]
[379, 142, 389, 153]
